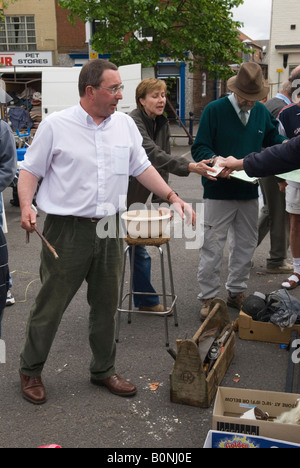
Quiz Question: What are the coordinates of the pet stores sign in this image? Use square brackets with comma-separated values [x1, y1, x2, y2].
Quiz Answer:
[0, 51, 53, 67]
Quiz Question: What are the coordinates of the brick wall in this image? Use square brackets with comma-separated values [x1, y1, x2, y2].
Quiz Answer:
[192, 69, 226, 119]
[55, 0, 86, 54]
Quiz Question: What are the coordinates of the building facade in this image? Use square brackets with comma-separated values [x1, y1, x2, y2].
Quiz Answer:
[0, 0, 266, 122]
[269, 0, 300, 97]
[0, 0, 87, 67]
[0, 0, 192, 120]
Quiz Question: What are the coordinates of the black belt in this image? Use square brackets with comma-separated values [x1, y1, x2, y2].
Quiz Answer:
[67, 216, 103, 223]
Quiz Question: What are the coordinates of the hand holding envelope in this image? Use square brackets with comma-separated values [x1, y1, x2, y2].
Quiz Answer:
[218, 156, 244, 172]
[207, 156, 233, 179]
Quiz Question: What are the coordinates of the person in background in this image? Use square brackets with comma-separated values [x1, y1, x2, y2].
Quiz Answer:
[0, 194, 15, 306]
[0, 120, 17, 337]
[191, 62, 287, 321]
[277, 66, 300, 290]
[257, 80, 293, 274]
[219, 136, 298, 176]
[265, 81, 293, 117]
[128, 78, 215, 313]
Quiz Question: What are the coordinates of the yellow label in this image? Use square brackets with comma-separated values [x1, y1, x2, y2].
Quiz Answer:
[89, 52, 98, 60]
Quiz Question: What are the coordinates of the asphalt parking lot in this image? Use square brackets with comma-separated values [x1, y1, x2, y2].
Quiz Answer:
[0, 134, 299, 449]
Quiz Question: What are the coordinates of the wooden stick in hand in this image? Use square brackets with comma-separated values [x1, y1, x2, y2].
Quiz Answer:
[26, 224, 59, 260]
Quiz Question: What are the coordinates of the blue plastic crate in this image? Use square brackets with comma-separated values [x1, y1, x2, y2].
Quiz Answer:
[17, 148, 27, 161]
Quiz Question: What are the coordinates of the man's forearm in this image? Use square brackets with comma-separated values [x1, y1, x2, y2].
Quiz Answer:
[18, 170, 39, 209]
[18, 170, 39, 231]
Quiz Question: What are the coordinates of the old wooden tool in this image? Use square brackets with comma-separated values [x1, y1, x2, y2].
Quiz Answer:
[26, 224, 59, 260]
[170, 298, 236, 408]
[198, 328, 220, 363]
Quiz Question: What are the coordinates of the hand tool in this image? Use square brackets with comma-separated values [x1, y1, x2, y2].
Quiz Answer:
[26, 224, 59, 260]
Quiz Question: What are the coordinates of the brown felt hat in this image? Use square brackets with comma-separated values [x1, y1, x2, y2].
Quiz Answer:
[227, 62, 269, 101]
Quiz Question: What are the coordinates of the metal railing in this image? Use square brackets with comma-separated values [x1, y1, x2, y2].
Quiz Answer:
[168, 112, 200, 145]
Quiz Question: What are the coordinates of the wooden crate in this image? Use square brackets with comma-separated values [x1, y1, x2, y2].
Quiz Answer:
[170, 299, 235, 408]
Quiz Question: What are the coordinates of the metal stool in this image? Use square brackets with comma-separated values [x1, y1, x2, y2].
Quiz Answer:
[116, 235, 178, 347]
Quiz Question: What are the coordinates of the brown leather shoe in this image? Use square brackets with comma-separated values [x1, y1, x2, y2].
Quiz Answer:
[91, 374, 137, 397]
[139, 304, 163, 312]
[200, 298, 215, 321]
[20, 371, 47, 405]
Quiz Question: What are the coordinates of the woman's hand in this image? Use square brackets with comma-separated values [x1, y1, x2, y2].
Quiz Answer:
[188, 160, 218, 181]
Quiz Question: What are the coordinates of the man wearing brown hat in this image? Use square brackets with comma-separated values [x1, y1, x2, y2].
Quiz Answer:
[192, 62, 287, 320]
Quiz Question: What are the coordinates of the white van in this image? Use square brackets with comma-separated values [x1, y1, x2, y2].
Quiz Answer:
[0, 63, 141, 121]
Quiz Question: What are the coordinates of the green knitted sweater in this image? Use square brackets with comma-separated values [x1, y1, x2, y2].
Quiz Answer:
[191, 97, 286, 200]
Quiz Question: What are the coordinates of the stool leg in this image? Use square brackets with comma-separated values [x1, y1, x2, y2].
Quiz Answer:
[116, 245, 130, 343]
[159, 246, 169, 347]
[158, 246, 167, 312]
[166, 242, 178, 327]
[128, 245, 136, 324]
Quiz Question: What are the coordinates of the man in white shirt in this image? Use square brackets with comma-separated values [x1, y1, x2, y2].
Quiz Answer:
[18, 59, 194, 405]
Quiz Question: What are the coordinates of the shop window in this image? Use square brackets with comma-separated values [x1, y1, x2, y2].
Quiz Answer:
[135, 27, 154, 41]
[0, 16, 36, 52]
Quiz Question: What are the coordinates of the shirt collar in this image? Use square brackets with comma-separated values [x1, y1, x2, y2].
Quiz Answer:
[228, 93, 251, 118]
[76, 103, 112, 128]
[276, 93, 292, 106]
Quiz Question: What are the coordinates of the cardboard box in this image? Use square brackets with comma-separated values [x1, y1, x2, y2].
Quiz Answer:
[238, 311, 300, 344]
[204, 430, 300, 448]
[213, 387, 300, 444]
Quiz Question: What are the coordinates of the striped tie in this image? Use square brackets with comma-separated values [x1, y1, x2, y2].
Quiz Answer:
[240, 111, 247, 126]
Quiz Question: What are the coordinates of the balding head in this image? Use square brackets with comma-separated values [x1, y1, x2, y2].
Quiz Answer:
[281, 80, 292, 99]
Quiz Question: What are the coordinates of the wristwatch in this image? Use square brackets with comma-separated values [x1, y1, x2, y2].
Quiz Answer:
[209, 155, 218, 167]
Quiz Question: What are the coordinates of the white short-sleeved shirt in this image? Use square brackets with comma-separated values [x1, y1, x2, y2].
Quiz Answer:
[21, 104, 151, 217]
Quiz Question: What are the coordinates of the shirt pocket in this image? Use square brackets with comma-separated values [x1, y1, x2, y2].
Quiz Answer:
[111, 146, 130, 175]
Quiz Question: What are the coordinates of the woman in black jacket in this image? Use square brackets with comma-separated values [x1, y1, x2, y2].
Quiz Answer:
[127, 78, 213, 312]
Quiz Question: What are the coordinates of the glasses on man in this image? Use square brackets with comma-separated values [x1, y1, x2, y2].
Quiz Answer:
[99, 84, 124, 95]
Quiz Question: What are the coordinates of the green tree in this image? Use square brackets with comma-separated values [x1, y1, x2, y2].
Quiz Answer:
[1, 1, 19, 17]
[1, 0, 19, 6]
[59, 0, 247, 79]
